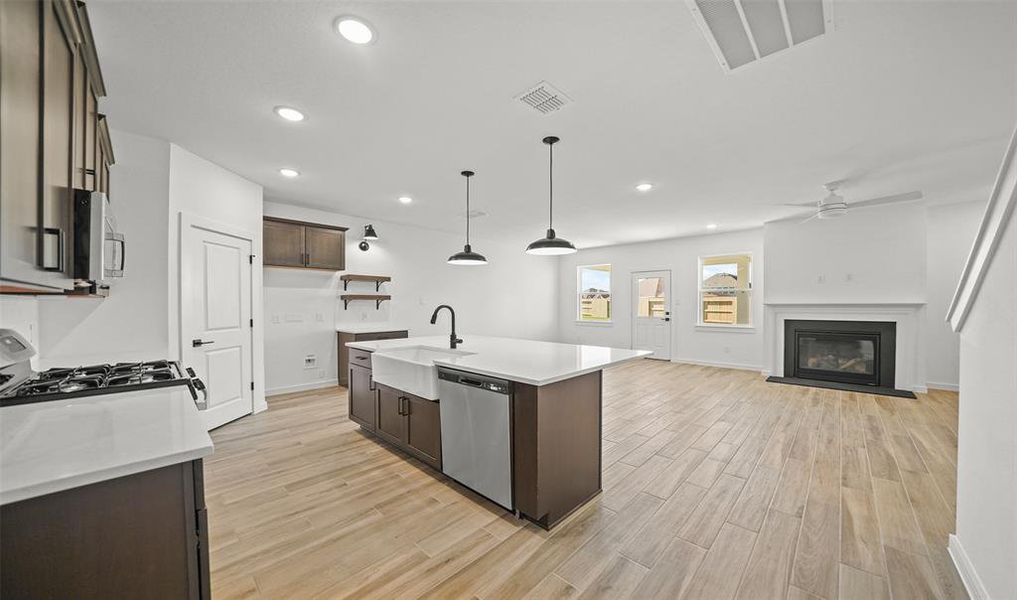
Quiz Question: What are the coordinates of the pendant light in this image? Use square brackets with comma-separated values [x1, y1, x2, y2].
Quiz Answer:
[447, 170, 488, 265]
[526, 136, 576, 255]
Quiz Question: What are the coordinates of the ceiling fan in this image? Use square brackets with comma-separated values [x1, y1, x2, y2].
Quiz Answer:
[782, 181, 924, 223]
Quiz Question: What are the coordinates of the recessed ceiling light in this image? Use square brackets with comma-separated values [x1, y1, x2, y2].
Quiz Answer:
[335, 17, 374, 45]
[279, 168, 299, 178]
[635, 183, 654, 192]
[706, 223, 718, 230]
[273, 106, 305, 122]
[398, 196, 413, 204]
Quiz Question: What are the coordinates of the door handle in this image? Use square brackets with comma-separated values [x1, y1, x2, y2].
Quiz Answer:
[664, 318, 671, 322]
[192, 339, 215, 347]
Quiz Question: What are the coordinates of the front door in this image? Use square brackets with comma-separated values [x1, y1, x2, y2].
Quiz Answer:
[181, 217, 254, 430]
[632, 270, 672, 360]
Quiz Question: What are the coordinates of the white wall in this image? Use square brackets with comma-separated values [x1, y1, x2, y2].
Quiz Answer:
[34, 130, 172, 366]
[262, 201, 559, 395]
[556, 228, 765, 371]
[925, 200, 986, 389]
[953, 212, 1016, 600]
[763, 202, 928, 304]
[168, 145, 265, 411]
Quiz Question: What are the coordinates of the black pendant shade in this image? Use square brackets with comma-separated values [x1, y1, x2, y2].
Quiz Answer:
[363, 224, 378, 240]
[526, 136, 576, 255]
[448, 170, 488, 266]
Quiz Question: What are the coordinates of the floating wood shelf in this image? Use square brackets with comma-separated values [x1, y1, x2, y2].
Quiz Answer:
[340, 274, 391, 291]
[341, 294, 391, 310]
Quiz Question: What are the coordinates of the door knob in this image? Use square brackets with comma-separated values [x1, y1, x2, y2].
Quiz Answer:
[192, 339, 215, 347]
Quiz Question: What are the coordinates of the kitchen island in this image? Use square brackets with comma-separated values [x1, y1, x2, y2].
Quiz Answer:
[345, 335, 650, 529]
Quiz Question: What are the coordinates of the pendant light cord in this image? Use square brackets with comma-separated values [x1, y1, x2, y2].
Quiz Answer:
[465, 174, 471, 245]
[548, 141, 554, 229]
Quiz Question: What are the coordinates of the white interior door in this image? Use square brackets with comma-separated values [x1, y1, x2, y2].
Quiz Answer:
[632, 270, 672, 360]
[181, 217, 253, 430]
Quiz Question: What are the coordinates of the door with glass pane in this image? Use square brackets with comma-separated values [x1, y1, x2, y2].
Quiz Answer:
[632, 270, 671, 360]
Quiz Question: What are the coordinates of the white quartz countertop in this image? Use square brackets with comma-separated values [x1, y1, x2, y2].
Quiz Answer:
[1, 387, 213, 505]
[347, 335, 652, 386]
[336, 323, 409, 334]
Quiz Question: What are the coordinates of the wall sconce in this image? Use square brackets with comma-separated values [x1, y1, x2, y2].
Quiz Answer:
[359, 224, 378, 251]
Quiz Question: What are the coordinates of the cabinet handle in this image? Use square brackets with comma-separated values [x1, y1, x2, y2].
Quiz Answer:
[398, 396, 407, 416]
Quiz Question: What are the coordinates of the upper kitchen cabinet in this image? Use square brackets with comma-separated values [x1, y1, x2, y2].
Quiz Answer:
[96, 114, 114, 195]
[0, 0, 113, 293]
[263, 217, 347, 271]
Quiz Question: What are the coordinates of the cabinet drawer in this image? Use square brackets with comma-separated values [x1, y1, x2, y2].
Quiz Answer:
[348, 348, 373, 368]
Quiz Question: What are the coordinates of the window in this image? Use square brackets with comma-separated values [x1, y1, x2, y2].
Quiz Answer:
[578, 264, 611, 322]
[699, 254, 752, 326]
[636, 276, 667, 318]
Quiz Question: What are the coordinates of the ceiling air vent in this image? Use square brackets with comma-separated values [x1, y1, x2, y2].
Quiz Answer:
[687, 0, 834, 71]
[515, 80, 573, 115]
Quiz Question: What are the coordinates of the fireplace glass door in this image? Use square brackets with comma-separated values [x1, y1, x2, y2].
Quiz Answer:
[795, 332, 880, 386]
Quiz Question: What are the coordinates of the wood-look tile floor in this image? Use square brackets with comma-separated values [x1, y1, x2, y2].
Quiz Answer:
[206, 359, 966, 600]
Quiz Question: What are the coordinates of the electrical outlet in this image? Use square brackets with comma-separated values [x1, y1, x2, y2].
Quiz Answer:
[845, 273, 853, 282]
[817, 274, 826, 284]
[304, 354, 317, 369]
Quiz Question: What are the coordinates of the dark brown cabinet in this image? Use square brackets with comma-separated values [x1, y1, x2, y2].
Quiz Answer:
[348, 361, 376, 432]
[373, 384, 441, 469]
[263, 217, 346, 271]
[376, 385, 405, 445]
[1, 459, 210, 599]
[405, 394, 442, 468]
[0, 0, 112, 293]
[337, 329, 408, 386]
[345, 348, 441, 470]
[41, 0, 74, 278]
[0, 0, 46, 289]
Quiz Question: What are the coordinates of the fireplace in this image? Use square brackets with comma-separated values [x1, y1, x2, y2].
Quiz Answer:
[767, 319, 915, 398]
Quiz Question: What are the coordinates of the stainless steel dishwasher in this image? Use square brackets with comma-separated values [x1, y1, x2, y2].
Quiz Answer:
[437, 367, 513, 510]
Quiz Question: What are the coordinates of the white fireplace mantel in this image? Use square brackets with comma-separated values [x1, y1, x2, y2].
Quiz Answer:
[762, 301, 928, 393]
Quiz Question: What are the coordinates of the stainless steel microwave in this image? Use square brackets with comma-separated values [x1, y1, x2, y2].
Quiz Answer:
[72, 190, 124, 287]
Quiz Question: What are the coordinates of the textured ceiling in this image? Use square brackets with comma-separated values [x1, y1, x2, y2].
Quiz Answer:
[89, 0, 1017, 248]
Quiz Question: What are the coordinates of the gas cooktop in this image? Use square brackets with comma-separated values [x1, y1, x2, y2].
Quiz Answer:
[0, 360, 206, 407]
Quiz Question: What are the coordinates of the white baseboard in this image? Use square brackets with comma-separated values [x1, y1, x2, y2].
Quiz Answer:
[672, 357, 763, 372]
[266, 378, 338, 397]
[949, 534, 990, 600]
[927, 381, 960, 392]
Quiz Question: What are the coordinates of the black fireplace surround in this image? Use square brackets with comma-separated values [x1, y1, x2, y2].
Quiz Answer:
[766, 319, 916, 398]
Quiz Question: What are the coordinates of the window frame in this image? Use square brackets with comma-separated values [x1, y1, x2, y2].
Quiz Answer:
[697, 252, 754, 328]
[576, 263, 613, 324]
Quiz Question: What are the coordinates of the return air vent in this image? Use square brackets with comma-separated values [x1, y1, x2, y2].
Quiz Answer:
[515, 80, 573, 115]
[687, 0, 833, 71]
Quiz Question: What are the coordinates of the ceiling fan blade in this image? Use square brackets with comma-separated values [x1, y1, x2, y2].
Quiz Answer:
[798, 212, 819, 225]
[849, 191, 923, 210]
[776, 201, 819, 207]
